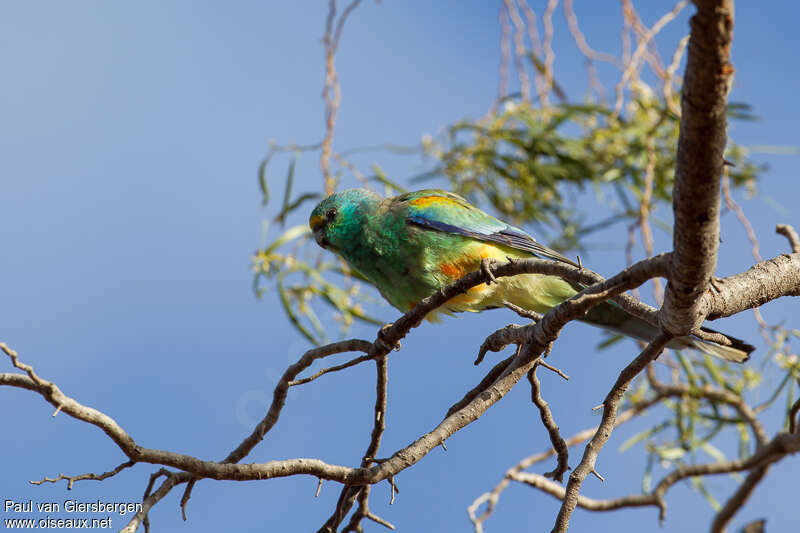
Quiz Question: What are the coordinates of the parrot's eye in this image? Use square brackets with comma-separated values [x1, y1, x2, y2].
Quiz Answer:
[325, 207, 337, 222]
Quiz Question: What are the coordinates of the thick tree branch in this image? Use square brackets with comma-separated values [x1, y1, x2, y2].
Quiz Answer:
[707, 253, 800, 320]
[661, 0, 735, 335]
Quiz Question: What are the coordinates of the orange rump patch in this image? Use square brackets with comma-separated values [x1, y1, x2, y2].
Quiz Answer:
[439, 262, 466, 278]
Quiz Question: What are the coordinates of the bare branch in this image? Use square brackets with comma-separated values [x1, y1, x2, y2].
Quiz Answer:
[723, 172, 763, 262]
[503, 300, 543, 322]
[289, 353, 376, 386]
[562, 0, 621, 68]
[711, 465, 769, 533]
[661, 0, 735, 336]
[475, 324, 525, 366]
[123, 470, 190, 533]
[528, 365, 569, 482]
[650, 431, 800, 514]
[469, 393, 667, 531]
[707, 253, 800, 320]
[552, 332, 672, 532]
[790, 380, 800, 434]
[517, 0, 549, 105]
[449, 354, 517, 417]
[180, 478, 197, 521]
[647, 380, 769, 447]
[513, 430, 800, 528]
[540, 0, 559, 105]
[613, 0, 689, 116]
[321, 0, 362, 194]
[30, 460, 135, 490]
[538, 360, 569, 381]
[776, 224, 800, 254]
[511, 471, 661, 513]
[504, 0, 531, 102]
[663, 34, 690, 115]
[497, 3, 511, 106]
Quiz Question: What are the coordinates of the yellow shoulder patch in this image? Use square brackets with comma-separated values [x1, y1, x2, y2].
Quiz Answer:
[409, 195, 463, 209]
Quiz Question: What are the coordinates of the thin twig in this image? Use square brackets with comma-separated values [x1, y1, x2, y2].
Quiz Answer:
[528, 364, 569, 482]
[551, 333, 672, 532]
[289, 353, 376, 386]
[710, 465, 769, 533]
[30, 460, 136, 490]
[180, 478, 197, 521]
[790, 380, 800, 434]
[497, 3, 511, 107]
[613, 1, 689, 117]
[504, 0, 531, 102]
[468, 393, 667, 531]
[538, 360, 569, 381]
[540, 0, 559, 106]
[776, 224, 800, 254]
[663, 35, 689, 116]
[320, 0, 362, 195]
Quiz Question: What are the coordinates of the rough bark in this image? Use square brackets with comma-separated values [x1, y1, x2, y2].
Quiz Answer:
[660, 0, 735, 335]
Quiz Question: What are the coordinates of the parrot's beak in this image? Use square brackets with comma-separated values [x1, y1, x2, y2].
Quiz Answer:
[310, 214, 328, 249]
[313, 229, 325, 248]
[312, 227, 330, 249]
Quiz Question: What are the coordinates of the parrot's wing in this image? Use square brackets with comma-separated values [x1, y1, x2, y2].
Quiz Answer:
[397, 189, 578, 267]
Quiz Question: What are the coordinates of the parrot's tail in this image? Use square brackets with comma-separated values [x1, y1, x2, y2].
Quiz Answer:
[581, 302, 753, 364]
[669, 327, 754, 363]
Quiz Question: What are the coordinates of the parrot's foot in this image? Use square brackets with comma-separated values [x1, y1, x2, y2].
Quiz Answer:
[481, 257, 498, 285]
[376, 323, 402, 353]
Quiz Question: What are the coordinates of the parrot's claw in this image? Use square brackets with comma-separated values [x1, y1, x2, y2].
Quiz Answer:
[376, 323, 402, 353]
[481, 258, 498, 285]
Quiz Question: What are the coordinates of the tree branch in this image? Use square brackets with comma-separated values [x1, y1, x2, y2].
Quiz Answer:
[528, 364, 569, 482]
[707, 253, 800, 320]
[551, 333, 673, 532]
[661, 0, 735, 336]
[710, 465, 769, 533]
[468, 392, 668, 531]
[512, 471, 661, 513]
[29, 460, 136, 490]
[776, 224, 800, 254]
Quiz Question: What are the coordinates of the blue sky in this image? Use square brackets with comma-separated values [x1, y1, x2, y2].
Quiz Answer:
[1, 2, 798, 532]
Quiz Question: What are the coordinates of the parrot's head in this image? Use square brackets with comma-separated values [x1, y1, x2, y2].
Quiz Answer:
[309, 188, 381, 252]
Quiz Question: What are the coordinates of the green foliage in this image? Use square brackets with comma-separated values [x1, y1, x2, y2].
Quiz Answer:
[619, 339, 800, 508]
[425, 92, 761, 250]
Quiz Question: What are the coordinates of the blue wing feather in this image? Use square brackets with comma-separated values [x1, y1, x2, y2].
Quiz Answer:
[396, 190, 578, 267]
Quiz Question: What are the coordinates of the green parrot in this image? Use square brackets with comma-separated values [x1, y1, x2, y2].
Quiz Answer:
[309, 188, 753, 363]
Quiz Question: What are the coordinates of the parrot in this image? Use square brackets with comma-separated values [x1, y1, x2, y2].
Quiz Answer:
[309, 188, 753, 363]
